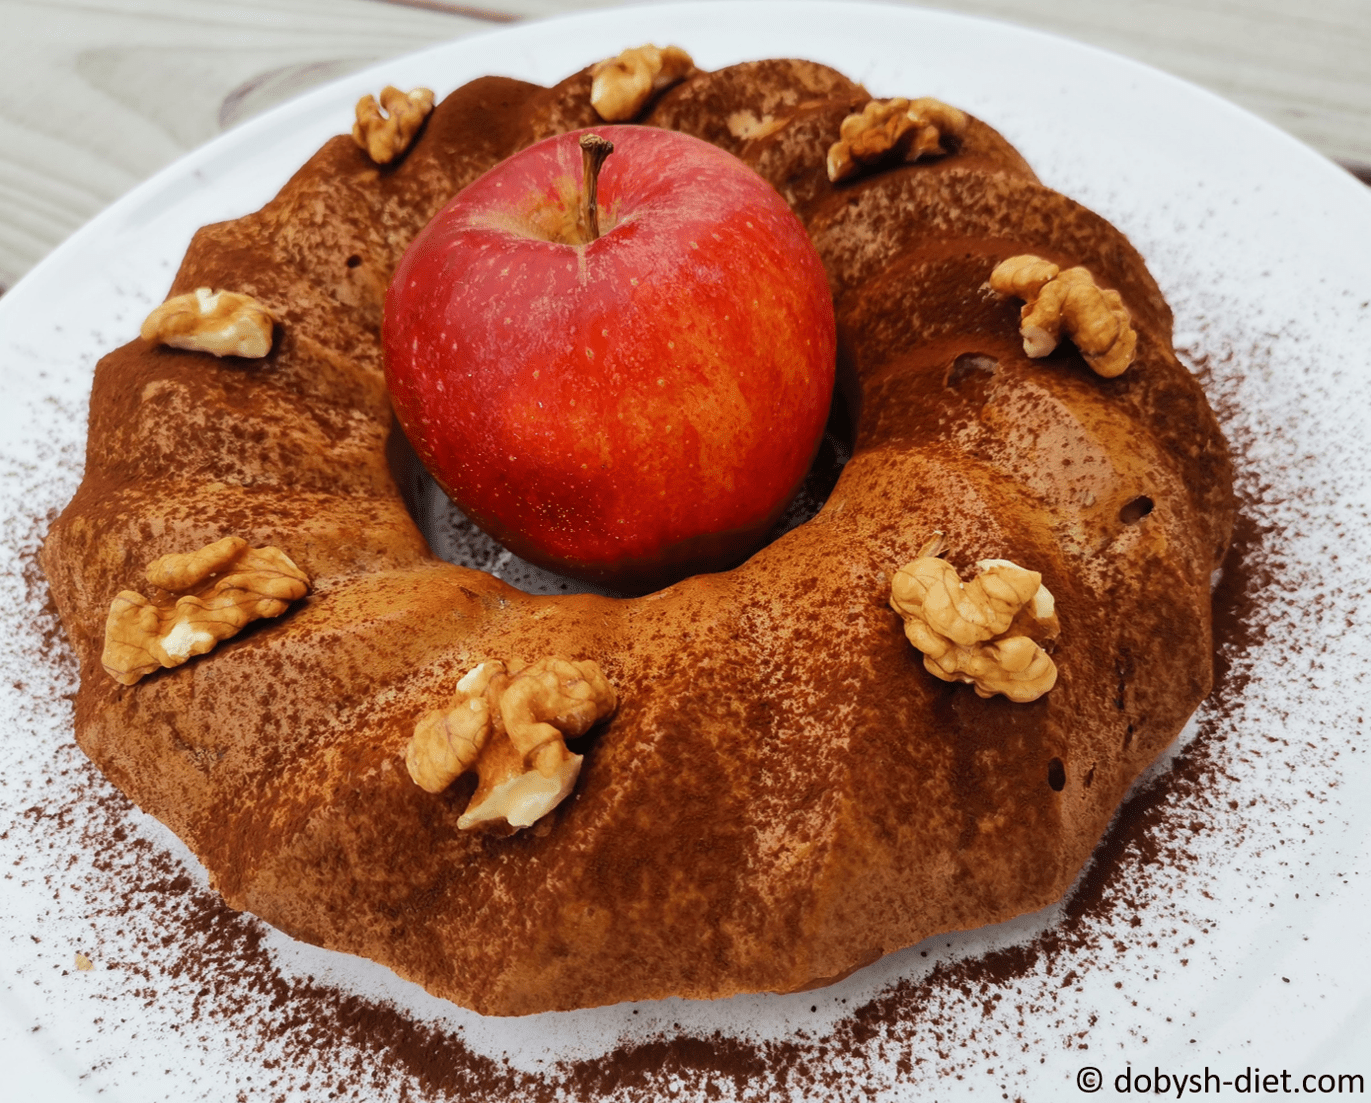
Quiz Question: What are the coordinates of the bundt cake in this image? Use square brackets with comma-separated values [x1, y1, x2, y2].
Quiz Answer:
[39, 48, 1234, 1015]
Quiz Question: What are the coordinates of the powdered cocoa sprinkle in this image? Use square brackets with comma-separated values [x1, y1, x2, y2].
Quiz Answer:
[3, 47, 1358, 1102]
[0, 356, 1283, 1099]
[3, 213, 1327, 1096]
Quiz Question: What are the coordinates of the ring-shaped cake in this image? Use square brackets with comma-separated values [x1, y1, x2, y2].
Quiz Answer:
[41, 55, 1233, 1015]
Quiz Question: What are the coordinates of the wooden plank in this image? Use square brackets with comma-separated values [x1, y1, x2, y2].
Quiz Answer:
[0, 0, 480, 292]
[913, 0, 1371, 172]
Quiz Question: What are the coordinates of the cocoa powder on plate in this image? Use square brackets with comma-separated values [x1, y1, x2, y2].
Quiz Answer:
[7, 430, 1277, 1101]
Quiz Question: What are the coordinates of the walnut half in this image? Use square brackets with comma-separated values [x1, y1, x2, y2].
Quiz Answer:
[140, 288, 275, 358]
[890, 536, 1059, 702]
[827, 97, 968, 183]
[352, 86, 435, 164]
[406, 657, 617, 832]
[590, 44, 694, 122]
[989, 255, 1137, 378]
[102, 536, 310, 686]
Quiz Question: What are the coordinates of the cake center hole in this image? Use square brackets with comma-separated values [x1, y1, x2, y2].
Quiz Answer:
[386, 377, 858, 597]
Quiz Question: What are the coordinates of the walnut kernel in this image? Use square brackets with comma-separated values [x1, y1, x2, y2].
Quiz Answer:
[140, 288, 274, 358]
[352, 86, 435, 164]
[989, 255, 1137, 378]
[590, 44, 694, 122]
[827, 96, 968, 182]
[406, 657, 617, 831]
[890, 538, 1059, 702]
[407, 661, 501, 795]
[102, 536, 310, 686]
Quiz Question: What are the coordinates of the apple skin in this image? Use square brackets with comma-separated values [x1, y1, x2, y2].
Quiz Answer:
[383, 124, 836, 592]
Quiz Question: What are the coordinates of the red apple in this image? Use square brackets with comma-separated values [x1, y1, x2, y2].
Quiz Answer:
[383, 124, 835, 591]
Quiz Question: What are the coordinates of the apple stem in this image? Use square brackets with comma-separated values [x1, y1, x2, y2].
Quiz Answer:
[579, 133, 614, 242]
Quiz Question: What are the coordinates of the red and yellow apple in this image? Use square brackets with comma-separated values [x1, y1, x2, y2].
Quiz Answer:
[383, 124, 835, 591]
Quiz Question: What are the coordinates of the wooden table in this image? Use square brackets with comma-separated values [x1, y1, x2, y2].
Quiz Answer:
[2, 0, 1368, 296]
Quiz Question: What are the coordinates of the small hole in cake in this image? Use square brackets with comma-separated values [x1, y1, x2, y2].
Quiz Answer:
[944, 352, 998, 388]
[1047, 757, 1066, 791]
[1123, 723, 1134, 749]
[346, 254, 362, 268]
[1119, 495, 1154, 525]
[1084, 765, 1096, 789]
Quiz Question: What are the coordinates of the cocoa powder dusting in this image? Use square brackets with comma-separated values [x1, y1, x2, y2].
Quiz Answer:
[1, 331, 1295, 1100]
[5, 47, 1367, 1102]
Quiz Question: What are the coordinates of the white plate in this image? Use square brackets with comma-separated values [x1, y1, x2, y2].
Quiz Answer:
[3, 2, 1371, 1099]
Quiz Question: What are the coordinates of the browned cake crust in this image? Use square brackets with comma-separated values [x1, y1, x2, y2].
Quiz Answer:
[40, 58, 1234, 1015]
